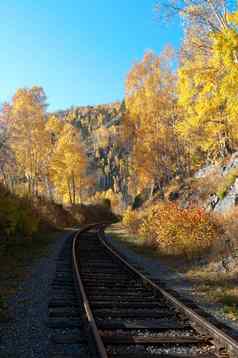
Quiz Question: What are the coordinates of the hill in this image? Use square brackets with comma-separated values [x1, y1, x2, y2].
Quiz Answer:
[51, 101, 131, 210]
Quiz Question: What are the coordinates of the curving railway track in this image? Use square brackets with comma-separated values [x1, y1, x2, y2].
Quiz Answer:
[48, 224, 238, 357]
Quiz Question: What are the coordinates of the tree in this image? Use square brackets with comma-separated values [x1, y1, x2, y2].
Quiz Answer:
[156, 1, 238, 63]
[46, 115, 64, 143]
[8, 87, 50, 197]
[156, 1, 233, 36]
[0, 127, 18, 191]
[125, 50, 185, 197]
[177, 10, 238, 159]
[50, 123, 88, 204]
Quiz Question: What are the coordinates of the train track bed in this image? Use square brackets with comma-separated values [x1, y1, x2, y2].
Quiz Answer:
[72, 228, 238, 358]
[47, 234, 91, 358]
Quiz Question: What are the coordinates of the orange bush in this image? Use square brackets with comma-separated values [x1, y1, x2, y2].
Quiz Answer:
[139, 203, 219, 259]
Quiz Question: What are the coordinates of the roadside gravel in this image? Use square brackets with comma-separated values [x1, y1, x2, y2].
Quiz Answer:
[105, 233, 238, 334]
[0, 229, 75, 358]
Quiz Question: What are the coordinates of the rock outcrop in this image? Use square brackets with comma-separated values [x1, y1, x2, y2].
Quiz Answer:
[222, 151, 238, 176]
[214, 178, 238, 213]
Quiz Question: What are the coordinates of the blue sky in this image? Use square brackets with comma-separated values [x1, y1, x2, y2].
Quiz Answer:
[0, 1, 183, 111]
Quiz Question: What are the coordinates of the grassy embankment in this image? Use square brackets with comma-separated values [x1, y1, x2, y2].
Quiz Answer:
[107, 201, 238, 321]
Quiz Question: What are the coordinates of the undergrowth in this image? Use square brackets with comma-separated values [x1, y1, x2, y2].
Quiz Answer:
[71, 202, 120, 226]
[123, 203, 220, 260]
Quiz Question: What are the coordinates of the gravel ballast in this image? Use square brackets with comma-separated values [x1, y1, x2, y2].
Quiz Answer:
[0, 230, 75, 358]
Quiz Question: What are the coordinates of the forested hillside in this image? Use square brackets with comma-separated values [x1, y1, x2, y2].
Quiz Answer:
[1, 0, 238, 261]
[52, 102, 129, 202]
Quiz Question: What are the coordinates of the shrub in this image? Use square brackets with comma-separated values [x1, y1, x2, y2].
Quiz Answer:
[71, 203, 119, 226]
[122, 202, 220, 259]
[0, 185, 77, 241]
[34, 198, 77, 230]
[0, 195, 39, 238]
[138, 203, 219, 259]
[122, 208, 142, 235]
[17, 201, 39, 236]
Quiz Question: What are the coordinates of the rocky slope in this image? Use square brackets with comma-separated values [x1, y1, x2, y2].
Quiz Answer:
[165, 151, 238, 214]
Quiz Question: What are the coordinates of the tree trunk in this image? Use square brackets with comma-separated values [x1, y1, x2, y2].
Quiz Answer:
[67, 179, 73, 205]
[149, 182, 155, 200]
[72, 175, 76, 205]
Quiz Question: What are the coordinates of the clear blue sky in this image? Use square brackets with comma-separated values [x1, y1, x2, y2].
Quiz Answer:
[0, 1, 183, 111]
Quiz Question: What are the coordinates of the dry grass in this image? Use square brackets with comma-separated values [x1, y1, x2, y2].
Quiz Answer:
[106, 224, 158, 258]
[189, 175, 222, 200]
[186, 267, 238, 320]
[218, 208, 238, 251]
[216, 168, 238, 199]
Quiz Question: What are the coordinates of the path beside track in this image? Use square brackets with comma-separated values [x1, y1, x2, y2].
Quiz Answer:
[0, 230, 75, 358]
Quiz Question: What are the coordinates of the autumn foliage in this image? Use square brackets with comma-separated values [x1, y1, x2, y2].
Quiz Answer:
[0, 184, 79, 242]
[123, 208, 142, 235]
[123, 203, 219, 259]
[1, 86, 90, 205]
[2, 1, 238, 250]
[122, 1, 238, 198]
[0, 190, 39, 238]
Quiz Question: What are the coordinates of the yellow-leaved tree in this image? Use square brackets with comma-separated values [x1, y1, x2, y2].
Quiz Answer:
[50, 123, 88, 204]
[177, 11, 238, 160]
[125, 50, 186, 197]
[9, 86, 50, 196]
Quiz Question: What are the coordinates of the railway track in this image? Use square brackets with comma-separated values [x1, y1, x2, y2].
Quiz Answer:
[47, 233, 90, 357]
[48, 225, 238, 357]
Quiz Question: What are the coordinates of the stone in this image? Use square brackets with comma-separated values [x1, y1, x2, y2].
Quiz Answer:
[221, 256, 238, 272]
[206, 193, 220, 211]
[214, 178, 238, 213]
[194, 164, 218, 178]
[222, 151, 238, 176]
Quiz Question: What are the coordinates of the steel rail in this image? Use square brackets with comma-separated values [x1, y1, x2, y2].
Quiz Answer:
[72, 223, 110, 358]
[98, 229, 238, 358]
